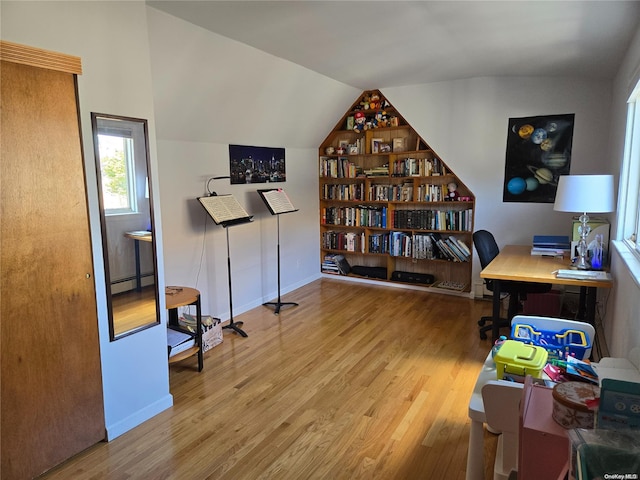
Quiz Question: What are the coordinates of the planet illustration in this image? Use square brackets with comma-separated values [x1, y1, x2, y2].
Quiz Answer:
[547, 122, 558, 132]
[540, 138, 553, 151]
[507, 176, 526, 195]
[525, 177, 539, 191]
[531, 128, 548, 145]
[541, 153, 568, 169]
[518, 124, 534, 139]
[526, 165, 557, 186]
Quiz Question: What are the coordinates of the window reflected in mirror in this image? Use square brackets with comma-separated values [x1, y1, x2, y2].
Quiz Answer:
[91, 113, 160, 340]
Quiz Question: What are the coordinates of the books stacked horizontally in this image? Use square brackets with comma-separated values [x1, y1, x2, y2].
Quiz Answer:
[531, 235, 571, 258]
[321, 254, 351, 275]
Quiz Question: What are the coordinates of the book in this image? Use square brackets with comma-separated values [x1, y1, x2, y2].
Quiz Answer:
[533, 235, 571, 249]
[198, 195, 253, 225]
[258, 188, 297, 215]
[167, 328, 195, 357]
[531, 247, 569, 257]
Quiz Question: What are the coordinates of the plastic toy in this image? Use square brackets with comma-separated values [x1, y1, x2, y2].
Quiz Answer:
[511, 323, 591, 361]
[445, 182, 459, 201]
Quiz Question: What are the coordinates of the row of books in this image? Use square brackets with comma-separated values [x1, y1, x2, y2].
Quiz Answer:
[369, 183, 414, 201]
[320, 156, 448, 179]
[417, 183, 449, 202]
[432, 233, 472, 262]
[329, 230, 470, 261]
[389, 232, 470, 261]
[321, 207, 473, 232]
[391, 157, 446, 177]
[320, 156, 363, 178]
[322, 231, 366, 253]
[322, 181, 468, 204]
[322, 183, 366, 201]
[321, 206, 387, 228]
[392, 208, 473, 232]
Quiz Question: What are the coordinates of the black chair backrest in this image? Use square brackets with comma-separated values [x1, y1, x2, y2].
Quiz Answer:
[473, 230, 500, 269]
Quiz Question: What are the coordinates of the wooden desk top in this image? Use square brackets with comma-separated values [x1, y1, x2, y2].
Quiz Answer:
[480, 245, 612, 289]
[165, 286, 200, 309]
[124, 231, 152, 242]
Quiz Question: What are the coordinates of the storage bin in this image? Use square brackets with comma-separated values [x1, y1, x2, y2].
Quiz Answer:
[494, 340, 548, 380]
[522, 289, 563, 317]
[511, 322, 591, 361]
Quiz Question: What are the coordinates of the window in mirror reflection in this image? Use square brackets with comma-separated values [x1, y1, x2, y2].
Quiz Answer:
[96, 132, 136, 213]
[91, 113, 160, 340]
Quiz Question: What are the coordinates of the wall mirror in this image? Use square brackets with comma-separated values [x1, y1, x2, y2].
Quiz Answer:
[91, 113, 160, 340]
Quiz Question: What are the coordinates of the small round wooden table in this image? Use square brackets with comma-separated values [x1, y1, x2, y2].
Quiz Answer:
[165, 286, 203, 372]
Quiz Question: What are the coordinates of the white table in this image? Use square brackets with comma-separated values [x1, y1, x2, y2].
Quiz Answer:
[466, 350, 640, 480]
[466, 315, 604, 480]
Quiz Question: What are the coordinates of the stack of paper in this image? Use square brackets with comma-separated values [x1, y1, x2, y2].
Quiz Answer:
[555, 269, 612, 281]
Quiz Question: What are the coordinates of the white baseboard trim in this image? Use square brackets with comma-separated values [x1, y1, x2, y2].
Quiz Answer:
[105, 393, 173, 441]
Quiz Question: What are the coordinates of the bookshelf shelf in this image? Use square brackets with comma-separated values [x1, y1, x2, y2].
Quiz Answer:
[319, 90, 475, 292]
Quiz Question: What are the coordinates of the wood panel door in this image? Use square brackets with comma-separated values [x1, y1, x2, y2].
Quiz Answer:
[1, 44, 105, 479]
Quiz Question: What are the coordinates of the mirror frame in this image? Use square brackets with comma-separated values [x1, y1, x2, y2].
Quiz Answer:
[91, 113, 160, 341]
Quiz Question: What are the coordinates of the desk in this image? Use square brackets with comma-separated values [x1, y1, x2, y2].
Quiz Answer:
[124, 231, 152, 292]
[480, 245, 613, 342]
[165, 286, 203, 372]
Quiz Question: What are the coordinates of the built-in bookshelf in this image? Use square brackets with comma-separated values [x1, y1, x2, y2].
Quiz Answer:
[319, 90, 475, 293]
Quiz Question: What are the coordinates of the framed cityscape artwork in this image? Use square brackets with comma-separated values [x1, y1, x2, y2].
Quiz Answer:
[229, 144, 286, 185]
[503, 113, 574, 203]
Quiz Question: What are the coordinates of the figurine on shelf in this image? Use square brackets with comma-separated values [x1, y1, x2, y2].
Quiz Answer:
[353, 111, 366, 132]
[445, 181, 459, 201]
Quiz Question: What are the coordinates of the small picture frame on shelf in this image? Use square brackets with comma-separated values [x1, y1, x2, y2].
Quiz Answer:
[392, 137, 404, 152]
[379, 143, 392, 153]
[348, 145, 359, 155]
[346, 116, 354, 130]
[338, 139, 349, 148]
[372, 137, 383, 154]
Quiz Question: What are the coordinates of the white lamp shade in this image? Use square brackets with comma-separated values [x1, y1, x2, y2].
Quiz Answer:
[553, 174, 615, 213]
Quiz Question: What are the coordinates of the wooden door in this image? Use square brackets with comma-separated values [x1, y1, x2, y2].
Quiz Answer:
[1, 43, 105, 479]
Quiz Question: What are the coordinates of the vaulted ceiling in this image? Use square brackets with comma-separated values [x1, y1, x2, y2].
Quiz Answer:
[148, 0, 640, 89]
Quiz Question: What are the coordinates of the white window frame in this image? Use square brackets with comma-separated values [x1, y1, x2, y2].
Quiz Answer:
[618, 80, 640, 256]
[96, 119, 147, 216]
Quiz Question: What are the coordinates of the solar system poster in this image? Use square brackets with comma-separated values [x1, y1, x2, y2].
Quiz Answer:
[503, 113, 574, 203]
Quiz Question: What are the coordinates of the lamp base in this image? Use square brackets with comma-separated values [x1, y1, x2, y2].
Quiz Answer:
[575, 212, 592, 270]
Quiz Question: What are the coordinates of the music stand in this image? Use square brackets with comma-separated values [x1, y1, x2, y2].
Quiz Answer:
[258, 188, 299, 315]
[198, 195, 253, 337]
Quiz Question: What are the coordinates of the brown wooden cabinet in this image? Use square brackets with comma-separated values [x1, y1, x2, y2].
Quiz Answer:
[319, 90, 475, 293]
[1, 41, 105, 479]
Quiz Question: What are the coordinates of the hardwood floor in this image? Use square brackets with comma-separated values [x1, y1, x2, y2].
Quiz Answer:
[41, 278, 498, 479]
[111, 286, 157, 336]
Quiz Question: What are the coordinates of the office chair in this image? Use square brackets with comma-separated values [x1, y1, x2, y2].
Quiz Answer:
[473, 230, 552, 340]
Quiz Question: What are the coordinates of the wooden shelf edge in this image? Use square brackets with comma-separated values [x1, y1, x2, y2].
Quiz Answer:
[319, 273, 472, 295]
[168, 346, 200, 364]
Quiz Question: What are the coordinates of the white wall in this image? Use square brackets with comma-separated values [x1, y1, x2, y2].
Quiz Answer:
[1, 1, 172, 440]
[383, 77, 613, 292]
[146, 8, 359, 317]
[604, 24, 640, 364]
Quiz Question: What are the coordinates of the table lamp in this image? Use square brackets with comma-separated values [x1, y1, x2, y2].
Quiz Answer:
[553, 174, 615, 270]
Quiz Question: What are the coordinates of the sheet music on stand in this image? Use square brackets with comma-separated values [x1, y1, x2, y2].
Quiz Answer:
[258, 188, 298, 215]
[198, 195, 253, 226]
